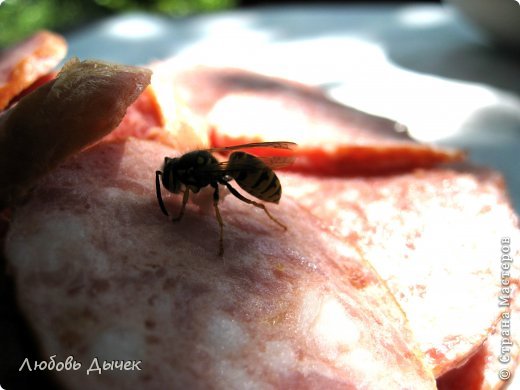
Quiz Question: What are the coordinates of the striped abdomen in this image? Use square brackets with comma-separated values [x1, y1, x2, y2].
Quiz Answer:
[227, 152, 282, 203]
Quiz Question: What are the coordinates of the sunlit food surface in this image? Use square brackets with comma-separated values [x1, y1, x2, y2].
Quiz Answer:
[63, 4, 520, 211]
[1, 3, 520, 389]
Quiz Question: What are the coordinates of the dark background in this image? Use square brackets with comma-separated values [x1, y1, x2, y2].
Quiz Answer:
[241, 0, 439, 4]
[0, 0, 441, 48]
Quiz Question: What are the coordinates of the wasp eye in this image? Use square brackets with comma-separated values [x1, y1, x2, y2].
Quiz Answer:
[161, 166, 182, 194]
[163, 157, 179, 172]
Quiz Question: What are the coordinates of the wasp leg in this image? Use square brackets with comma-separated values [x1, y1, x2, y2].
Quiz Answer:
[222, 181, 287, 231]
[211, 183, 225, 256]
[171, 188, 190, 222]
[155, 171, 169, 216]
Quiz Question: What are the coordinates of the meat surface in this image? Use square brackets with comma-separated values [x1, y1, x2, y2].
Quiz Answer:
[166, 66, 463, 175]
[437, 296, 520, 390]
[0, 58, 151, 208]
[106, 86, 165, 143]
[281, 169, 520, 377]
[5, 139, 436, 389]
[0, 30, 66, 110]
[2, 38, 518, 387]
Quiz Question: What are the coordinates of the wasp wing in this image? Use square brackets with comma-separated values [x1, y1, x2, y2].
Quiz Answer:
[205, 141, 297, 154]
[221, 155, 295, 171]
[194, 156, 295, 180]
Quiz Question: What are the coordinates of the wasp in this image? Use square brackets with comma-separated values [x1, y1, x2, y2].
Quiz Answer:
[155, 141, 296, 256]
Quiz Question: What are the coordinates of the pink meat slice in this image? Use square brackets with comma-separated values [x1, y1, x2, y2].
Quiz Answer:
[166, 65, 463, 175]
[5, 138, 435, 389]
[281, 169, 520, 377]
[0, 30, 66, 110]
[105, 86, 166, 143]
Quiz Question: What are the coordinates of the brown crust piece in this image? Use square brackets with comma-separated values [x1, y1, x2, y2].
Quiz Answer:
[0, 58, 151, 209]
[0, 30, 67, 111]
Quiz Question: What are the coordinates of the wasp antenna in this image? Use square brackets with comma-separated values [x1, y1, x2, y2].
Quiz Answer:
[155, 171, 169, 216]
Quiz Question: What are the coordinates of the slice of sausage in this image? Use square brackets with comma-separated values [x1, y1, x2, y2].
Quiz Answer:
[166, 66, 463, 175]
[282, 168, 520, 377]
[5, 138, 436, 389]
[105, 85, 163, 141]
[0, 31, 66, 110]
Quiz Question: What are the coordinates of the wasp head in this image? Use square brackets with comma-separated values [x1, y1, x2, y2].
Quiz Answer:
[161, 157, 183, 194]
